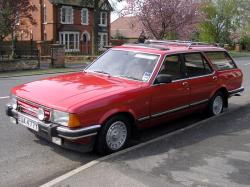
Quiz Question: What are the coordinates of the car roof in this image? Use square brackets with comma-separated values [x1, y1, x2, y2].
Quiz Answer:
[113, 40, 226, 55]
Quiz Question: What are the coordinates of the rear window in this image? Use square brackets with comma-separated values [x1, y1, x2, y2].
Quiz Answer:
[205, 52, 236, 71]
[184, 53, 213, 77]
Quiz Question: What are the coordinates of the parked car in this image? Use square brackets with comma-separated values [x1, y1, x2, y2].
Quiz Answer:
[6, 41, 244, 154]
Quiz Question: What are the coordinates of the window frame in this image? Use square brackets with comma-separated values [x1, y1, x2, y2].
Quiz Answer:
[204, 51, 238, 72]
[152, 52, 216, 86]
[59, 32, 80, 52]
[99, 12, 108, 26]
[98, 33, 108, 50]
[60, 6, 74, 24]
[182, 52, 214, 78]
[81, 8, 89, 25]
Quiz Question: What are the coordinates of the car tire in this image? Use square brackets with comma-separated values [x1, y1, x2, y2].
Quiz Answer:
[208, 91, 225, 116]
[95, 115, 131, 155]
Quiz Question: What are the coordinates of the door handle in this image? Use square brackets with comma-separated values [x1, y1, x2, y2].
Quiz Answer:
[182, 82, 189, 86]
[213, 76, 218, 80]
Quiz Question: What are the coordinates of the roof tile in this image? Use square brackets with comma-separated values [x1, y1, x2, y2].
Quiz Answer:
[111, 16, 144, 39]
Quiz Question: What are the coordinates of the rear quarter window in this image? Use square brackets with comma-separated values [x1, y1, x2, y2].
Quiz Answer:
[205, 52, 237, 71]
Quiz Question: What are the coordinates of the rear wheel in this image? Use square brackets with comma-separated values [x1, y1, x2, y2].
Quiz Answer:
[208, 92, 225, 116]
[95, 115, 131, 155]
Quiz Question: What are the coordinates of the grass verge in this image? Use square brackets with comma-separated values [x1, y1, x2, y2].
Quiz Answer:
[229, 51, 250, 58]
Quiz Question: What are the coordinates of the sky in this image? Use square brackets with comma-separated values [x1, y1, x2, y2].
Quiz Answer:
[110, 1, 127, 22]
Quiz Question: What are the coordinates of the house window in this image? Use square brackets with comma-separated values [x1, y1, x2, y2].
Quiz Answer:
[99, 12, 107, 26]
[61, 6, 73, 24]
[98, 33, 108, 50]
[43, 5, 47, 24]
[81, 8, 89, 25]
[59, 32, 80, 52]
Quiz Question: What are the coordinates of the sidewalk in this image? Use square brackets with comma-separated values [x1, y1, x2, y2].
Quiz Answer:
[44, 102, 250, 187]
[0, 62, 88, 78]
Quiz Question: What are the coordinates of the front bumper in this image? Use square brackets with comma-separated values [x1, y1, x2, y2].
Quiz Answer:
[6, 105, 101, 153]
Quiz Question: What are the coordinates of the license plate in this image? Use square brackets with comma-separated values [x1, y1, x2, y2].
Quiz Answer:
[52, 137, 62, 146]
[18, 114, 39, 132]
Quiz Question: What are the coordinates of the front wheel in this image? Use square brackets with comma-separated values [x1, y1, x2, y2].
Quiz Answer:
[95, 115, 131, 155]
[208, 92, 225, 116]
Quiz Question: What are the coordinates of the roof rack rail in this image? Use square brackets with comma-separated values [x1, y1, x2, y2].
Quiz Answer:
[122, 43, 170, 51]
[187, 42, 213, 49]
[146, 40, 192, 45]
[146, 40, 215, 49]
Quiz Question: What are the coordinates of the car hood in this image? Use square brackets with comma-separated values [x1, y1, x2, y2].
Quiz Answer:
[13, 72, 143, 112]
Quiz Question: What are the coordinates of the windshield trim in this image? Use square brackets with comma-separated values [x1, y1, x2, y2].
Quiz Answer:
[84, 49, 162, 83]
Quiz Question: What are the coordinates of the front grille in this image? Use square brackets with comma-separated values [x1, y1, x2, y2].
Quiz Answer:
[17, 98, 51, 121]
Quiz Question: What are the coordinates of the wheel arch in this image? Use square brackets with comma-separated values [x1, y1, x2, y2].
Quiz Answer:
[211, 87, 229, 108]
[99, 111, 138, 138]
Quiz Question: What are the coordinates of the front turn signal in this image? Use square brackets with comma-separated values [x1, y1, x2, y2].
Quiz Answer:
[68, 114, 81, 128]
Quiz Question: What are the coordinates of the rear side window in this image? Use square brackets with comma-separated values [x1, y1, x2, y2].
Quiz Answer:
[183, 53, 213, 77]
[158, 54, 184, 80]
[205, 52, 236, 71]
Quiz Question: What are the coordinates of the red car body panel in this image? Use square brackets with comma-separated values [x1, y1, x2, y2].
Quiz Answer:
[12, 72, 143, 111]
[150, 81, 190, 126]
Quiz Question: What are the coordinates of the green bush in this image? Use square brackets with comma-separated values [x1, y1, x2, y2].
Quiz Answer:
[240, 35, 250, 50]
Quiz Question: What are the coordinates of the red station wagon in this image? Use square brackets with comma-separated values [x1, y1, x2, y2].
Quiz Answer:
[6, 40, 244, 154]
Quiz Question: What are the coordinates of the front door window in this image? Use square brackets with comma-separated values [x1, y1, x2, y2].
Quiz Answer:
[158, 54, 185, 80]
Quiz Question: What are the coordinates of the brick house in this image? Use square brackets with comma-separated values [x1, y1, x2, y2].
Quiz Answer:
[17, 0, 112, 54]
[111, 16, 146, 43]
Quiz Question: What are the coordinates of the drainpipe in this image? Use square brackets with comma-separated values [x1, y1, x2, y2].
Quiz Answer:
[39, 0, 43, 41]
[54, 4, 58, 43]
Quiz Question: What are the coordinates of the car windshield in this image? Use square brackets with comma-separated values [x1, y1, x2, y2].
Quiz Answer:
[86, 49, 160, 82]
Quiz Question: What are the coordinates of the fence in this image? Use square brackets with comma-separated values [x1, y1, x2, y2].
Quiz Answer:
[0, 40, 113, 60]
[0, 41, 39, 61]
[111, 39, 127, 46]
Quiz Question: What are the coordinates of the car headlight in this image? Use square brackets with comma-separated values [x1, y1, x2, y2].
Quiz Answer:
[51, 110, 81, 128]
[37, 108, 45, 121]
[10, 95, 18, 110]
[52, 110, 69, 126]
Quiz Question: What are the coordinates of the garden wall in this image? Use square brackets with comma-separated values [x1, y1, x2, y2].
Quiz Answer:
[0, 59, 39, 72]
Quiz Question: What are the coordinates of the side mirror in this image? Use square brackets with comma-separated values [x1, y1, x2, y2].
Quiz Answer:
[154, 74, 173, 84]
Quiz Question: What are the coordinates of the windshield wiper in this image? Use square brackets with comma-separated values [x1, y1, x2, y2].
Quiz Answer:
[93, 70, 111, 76]
[119, 75, 141, 81]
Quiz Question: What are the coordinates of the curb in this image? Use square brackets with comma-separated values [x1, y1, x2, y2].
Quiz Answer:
[40, 104, 248, 187]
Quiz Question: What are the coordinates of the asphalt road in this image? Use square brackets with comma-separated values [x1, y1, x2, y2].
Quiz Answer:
[0, 57, 249, 187]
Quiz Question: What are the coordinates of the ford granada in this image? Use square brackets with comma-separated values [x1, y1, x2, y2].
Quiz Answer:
[6, 41, 244, 154]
